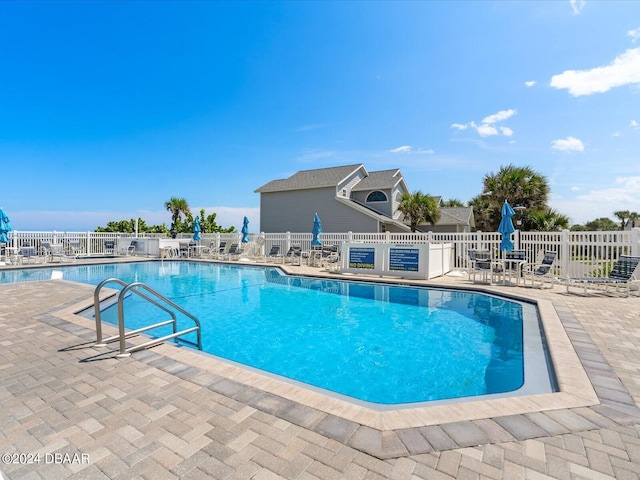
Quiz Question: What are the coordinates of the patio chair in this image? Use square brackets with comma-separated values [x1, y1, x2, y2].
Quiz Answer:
[265, 244, 283, 263]
[468, 249, 501, 284]
[104, 240, 116, 255]
[224, 243, 243, 260]
[213, 241, 227, 259]
[69, 241, 85, 257]
[564, 255, 640, 297]
[49, 243, 76, 263]
[321, 245, 338, 267]
[20, 245, 44, 264]
[118, 240, 136, 256]
[284, 244, 302, 265]
[521, 251, 557, 288]
[324, 251, 341, 272]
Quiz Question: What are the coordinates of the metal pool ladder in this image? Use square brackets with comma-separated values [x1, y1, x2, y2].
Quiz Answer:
[93, 278, 202, 358]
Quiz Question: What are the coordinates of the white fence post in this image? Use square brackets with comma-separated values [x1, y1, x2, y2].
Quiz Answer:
[561, 229, 570, 277]
[632, 228, 640, 257]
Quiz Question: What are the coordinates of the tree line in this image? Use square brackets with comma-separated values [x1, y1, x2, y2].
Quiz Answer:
[94, 197, 236, 234]
[401, 164, 637, 232]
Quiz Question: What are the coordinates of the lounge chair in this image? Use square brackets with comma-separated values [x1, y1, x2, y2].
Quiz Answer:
[564, 255, 640, 297]
[521, 251, 557, 288]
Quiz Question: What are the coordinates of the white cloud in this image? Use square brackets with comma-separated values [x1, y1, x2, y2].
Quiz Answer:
[499, 126, 514, 137]
[451, 109, 516, 139]
[613, 131, 622, 137]
[630, 120, 639, 128]
[482, 109, 516, 124]
[390, 145, 434, 155]
[551, 136, 585, 152]
[475, 123, 499, 137]
[629, 27, 640, 42]
[525, 80, 537, 87]
[553, 176, 640, 224]
[550, 47, 640, 96]
[390, 146, 413, 153]
[570, 0, 585, 15]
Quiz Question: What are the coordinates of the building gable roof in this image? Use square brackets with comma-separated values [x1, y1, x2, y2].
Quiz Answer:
[255, 164, 364, 193]
[351, 169, 404, 191]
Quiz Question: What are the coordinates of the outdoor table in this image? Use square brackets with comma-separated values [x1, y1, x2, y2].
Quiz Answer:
[493, 258, 527, 286]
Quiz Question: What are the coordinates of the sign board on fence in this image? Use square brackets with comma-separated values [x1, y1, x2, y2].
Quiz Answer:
[388, 248, 420, 272]
[348, 247, 376, 270]
[340, 243, 438, 279]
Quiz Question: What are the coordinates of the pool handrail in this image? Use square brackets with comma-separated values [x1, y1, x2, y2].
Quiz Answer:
[93, 278, 202, 357]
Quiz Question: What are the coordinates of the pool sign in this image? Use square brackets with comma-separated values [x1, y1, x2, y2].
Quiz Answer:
[389, 248, 420, 272]
[340, 242, 452, 279]
[348, 247, 375, 270]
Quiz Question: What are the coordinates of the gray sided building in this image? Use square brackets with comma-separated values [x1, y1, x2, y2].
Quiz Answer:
[255, 163, 474, 233]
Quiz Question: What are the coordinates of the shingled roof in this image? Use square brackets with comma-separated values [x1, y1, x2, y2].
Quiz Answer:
[255, 164, 364, 193]
[351, 169, 404, 191]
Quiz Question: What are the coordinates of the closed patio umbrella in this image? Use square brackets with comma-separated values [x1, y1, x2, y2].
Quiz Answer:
[0, 207, 12, 244]
[498, 201, 516, 252]
[311, 213, 322, 246]
[193, 216, 201, 241]
[241, 216, 250, 243]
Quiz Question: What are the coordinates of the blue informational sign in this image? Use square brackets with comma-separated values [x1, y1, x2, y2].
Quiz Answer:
[348, 247, 375, 269]
[389, 248, 420, 272]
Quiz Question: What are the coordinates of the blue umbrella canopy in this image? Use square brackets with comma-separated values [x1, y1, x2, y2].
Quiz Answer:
[498, 201, 516, 252]
[241, 216, 250, 243]
[0, 207, 12, 244]
[311, 212, 322, 246]
[192, 216, 201, 241]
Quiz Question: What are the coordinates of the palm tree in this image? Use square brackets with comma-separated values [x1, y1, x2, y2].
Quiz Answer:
[441, 198, 465, 207]
[614, 210, 631, 230]
[397, 191, 441, 232]
[528, 208, 570, 231]
[467, 195, 493, 231]
[479, 164, 550, 231]
[629, 211, 639, 228]
[164, 197, 190, 233]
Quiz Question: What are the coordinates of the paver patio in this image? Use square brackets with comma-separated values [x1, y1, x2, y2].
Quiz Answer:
[1, 258, 640, 479]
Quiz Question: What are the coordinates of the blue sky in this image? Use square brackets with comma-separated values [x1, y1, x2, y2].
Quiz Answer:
[2, 0, 640, 232]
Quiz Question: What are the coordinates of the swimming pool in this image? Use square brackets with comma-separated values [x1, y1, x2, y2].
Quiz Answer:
[0, 261, 556, 406]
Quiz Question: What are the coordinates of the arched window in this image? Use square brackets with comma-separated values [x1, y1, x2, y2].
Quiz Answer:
[366, 191, 388, 202]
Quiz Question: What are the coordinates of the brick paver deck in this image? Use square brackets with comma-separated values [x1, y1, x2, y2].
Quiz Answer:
[2, 259, 640, 479]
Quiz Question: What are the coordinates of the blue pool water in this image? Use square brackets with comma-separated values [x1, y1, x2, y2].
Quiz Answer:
[0, 262, 552, 405]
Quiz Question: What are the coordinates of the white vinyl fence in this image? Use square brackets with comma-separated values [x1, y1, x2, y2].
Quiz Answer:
[5, 228, 640, 279]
